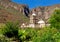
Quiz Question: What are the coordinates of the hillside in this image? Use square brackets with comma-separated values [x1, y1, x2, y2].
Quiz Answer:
[0, 0, 29, 25]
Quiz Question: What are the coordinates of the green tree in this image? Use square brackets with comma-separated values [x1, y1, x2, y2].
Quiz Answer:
[49, 9, 60, 29]
[2, 22, 19, 42]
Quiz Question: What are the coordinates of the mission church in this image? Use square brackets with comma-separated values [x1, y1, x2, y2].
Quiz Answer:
[21, 7, 60, 28]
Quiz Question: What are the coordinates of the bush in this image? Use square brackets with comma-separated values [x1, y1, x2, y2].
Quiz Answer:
[18, 28, 32, 42]
[2, 22, 19, 38]
[49, 9, 60, 29]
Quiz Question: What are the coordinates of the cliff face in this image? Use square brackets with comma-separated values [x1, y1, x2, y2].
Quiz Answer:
[0, 0, 29, 25]
[30, 4, 60, 23]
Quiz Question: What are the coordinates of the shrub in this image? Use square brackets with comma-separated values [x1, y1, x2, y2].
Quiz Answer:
[18, 28, 32, 42]
[2, 22, 19, 38]
[49, 9, 60, 29]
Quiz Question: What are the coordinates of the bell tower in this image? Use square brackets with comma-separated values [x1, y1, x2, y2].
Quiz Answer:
[29, 13, 37, 27]
[30, 13, 36, 24]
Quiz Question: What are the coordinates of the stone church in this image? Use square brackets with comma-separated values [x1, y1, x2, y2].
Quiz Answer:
[29, 5, 60, 28]
[21, 4, 60, 28]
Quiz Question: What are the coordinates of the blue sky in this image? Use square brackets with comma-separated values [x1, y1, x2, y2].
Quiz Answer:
[11, 0, 60, 9]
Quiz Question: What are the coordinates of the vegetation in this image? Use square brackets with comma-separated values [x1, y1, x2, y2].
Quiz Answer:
[0, 25, 60, 42]
[2, 22, 19, 38]
[0, 22, 60, 42]
[49, 9, 60, 29]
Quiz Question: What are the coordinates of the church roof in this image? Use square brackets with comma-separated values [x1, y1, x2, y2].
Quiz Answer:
[32, 13, 36, 16]
[38, 19, 45, 24]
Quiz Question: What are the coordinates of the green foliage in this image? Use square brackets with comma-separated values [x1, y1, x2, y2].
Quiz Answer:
[2, 22, 19, 38]
[52, 32, 60, 42]
[34, 28, 57, 42]
[18, 29, 32, 42]
[19, 28, 60, 42]
[49, 9, 60, 29]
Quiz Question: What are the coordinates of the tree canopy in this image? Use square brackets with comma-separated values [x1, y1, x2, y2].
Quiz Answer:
[49, 9, 60, 29]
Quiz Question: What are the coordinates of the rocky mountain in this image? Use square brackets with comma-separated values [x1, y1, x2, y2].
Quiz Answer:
[0, 0, 30, 25]
[0, 0, 60, 25]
